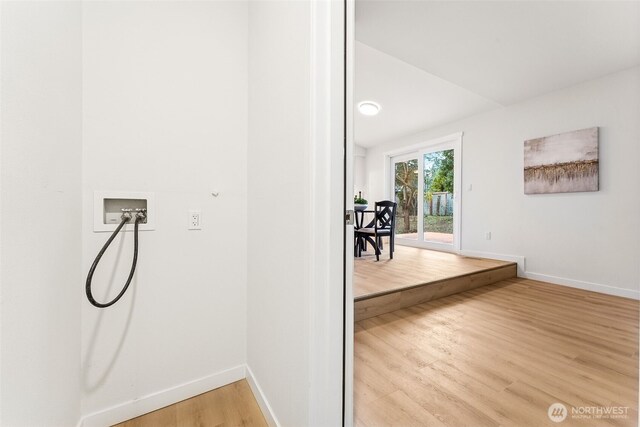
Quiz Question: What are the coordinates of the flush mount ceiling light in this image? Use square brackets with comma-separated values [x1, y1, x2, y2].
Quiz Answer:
[358, 101, 381, 116]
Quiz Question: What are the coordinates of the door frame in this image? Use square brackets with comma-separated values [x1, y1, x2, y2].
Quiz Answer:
[343, 0, 355, 425]
[307, 0, 351, 425]
[383, 132, 463, 253]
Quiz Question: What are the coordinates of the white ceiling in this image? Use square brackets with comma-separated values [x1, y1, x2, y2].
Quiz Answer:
[354, 0, 640, 147]
[355, 42, 500, 147]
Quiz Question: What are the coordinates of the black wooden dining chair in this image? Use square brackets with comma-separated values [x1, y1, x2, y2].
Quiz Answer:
[355, 200, 397, 261]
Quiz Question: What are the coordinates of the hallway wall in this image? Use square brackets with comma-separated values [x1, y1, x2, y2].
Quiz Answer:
[81, 2, 248, 423]
[246, 1, 313, 425]
[0, 2, 83, 425]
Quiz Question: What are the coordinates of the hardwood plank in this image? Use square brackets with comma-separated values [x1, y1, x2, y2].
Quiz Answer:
[114, 380, 267, 427]
[355, 263, 516, 321]
[354, 245, 514, 299]
[355, 277, 639, 426]
[356, 390, 448, 427]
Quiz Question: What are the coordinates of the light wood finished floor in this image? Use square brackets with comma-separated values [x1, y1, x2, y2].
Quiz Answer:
[354, 245, 514, 299]
[355, 278, 639, 427]
[114, 380, 267, 427]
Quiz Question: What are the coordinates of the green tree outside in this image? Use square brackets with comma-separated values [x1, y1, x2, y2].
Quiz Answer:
[394, 159, 418, 233]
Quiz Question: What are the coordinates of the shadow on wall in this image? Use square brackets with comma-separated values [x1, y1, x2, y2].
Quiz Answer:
[82, 233, 137, 394]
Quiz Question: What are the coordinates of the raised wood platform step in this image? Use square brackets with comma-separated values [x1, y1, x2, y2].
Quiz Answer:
[354, 246, 517, 321]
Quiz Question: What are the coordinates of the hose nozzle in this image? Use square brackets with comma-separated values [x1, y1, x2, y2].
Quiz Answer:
[135, 208, 147, 222]
[121, 209, 133, 222]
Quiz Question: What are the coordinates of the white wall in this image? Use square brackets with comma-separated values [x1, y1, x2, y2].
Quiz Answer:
[354, 144, 367, 199]
[247, 1, 314, 425]
[0, 1, 83, 425]
[81, 2, 248, 423]
[366, 67, 640, 297]
[246, 2, 345, 425]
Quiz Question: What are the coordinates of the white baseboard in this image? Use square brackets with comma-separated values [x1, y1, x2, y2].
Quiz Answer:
[459, 249, 639, 300]
[522, 271, 640, 300]
[459, 250, 526, 276]
[246, 365, 280, 427]
[80, 365, 246, 427]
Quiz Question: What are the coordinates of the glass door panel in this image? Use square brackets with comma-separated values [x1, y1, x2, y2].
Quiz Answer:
[423, 149, 454, 245]
[393, 157, 419, 240]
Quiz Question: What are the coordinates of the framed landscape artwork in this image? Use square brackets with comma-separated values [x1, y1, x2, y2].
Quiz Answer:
[524, 127, 599, 195]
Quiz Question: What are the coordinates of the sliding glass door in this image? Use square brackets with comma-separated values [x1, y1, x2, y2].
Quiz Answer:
[390, 137, 461, 251]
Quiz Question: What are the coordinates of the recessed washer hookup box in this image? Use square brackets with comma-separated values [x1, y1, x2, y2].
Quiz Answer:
[93, 191, 156, 232]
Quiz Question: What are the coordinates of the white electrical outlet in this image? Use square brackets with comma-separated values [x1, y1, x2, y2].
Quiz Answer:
[188, 211, 202, 230]
[485, 231, 492, 240]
